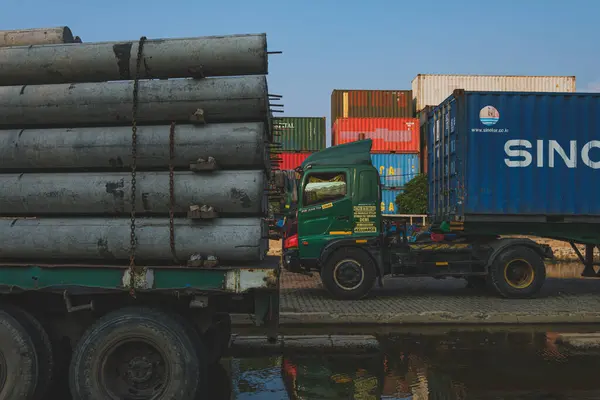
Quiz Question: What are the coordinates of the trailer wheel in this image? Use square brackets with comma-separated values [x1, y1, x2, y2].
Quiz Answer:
[69, 307, 201, 400]
[4, 306, 55, 400]
[321, 247, 377, 300]
[209, 313, 233, 365]
[0, 308, 38, 399]
[488, 246, 546, 298]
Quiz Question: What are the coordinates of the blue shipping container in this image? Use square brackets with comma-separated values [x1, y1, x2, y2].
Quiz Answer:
[427, 90, 600, 222]
[370, 153, 420, 188]
[381, 189, 404, 215]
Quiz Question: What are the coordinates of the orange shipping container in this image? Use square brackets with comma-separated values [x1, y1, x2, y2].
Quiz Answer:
[331, 90, 413, 125]
[331, 118, 420, 153]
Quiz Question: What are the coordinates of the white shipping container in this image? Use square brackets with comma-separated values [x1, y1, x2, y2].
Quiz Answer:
[411, 74, 576, 112]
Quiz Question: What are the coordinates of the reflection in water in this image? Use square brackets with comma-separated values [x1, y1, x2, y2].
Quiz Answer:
[222, 330, 600, 399]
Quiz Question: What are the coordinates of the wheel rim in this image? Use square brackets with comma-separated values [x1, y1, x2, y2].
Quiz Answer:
[0, 351, 6, 393]
[99, 338, 170, 400]
[504, 259, 535, 289]
[333, 259, 365, 291]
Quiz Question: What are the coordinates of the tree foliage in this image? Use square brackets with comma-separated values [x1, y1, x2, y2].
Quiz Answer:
[395, 174, 428, 214]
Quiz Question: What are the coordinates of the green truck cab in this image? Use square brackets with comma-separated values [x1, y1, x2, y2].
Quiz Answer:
[283, 139, 554, 300]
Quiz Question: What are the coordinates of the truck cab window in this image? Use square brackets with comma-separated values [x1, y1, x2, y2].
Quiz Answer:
[303, 172, 347, 206]
[358, 170, 379, 203]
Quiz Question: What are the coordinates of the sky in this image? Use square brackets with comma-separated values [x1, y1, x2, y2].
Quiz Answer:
[2, 0, 598, 141]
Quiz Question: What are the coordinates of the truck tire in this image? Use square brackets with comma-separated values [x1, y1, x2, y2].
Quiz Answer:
[204, 313, 233, 365]
[69, 307, 201, 400]
[488, 246, 546, 299]
[3, 306, 54, 400]
[167, 311, 208, 392]
[0, 308, 38, 399]
[321, 247, 377, 300]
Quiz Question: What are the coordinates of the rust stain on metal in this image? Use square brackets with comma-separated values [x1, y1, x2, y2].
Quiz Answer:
[141, 193, 150, 211]
[122, 267, 154, 290]
[112, 42, 133, 80]
[230, 188, 252, 208]
[224, 268, 279, 292]
[96, 238, 115, 259]
[108, 156, 124, 168]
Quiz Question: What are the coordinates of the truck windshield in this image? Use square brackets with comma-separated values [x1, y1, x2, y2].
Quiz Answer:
[303, 172, 347, 206]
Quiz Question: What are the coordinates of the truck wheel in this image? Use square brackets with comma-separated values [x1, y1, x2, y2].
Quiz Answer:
[217, 313, 232, 356]
[0, 308, 38, 399]
[3, 306, 54, 400]
[69, 307, 201, 400]
[321, 247, 377, 300]
[200, 314, 232, 366]
[488, 246, 546, 299]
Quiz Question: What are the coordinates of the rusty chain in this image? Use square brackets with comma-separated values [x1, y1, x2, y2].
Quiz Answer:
[129, 36, 147, 278]
[169, 121, 178, 263]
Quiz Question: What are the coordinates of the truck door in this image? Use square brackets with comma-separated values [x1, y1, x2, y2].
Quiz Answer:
[297, 170, 353, 259]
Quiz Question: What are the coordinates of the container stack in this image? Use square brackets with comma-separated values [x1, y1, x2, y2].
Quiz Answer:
[273, 117, 327, 170]
[412, 74, 577, 174]
[0, 29, 276, 265]
[268, 117, 326, 222]
[330, 89, 420, 215]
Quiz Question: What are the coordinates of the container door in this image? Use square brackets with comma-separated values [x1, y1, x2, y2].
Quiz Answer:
[297, 170, 353, 259]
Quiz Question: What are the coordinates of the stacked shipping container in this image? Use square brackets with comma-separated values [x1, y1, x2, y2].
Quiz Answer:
[274, 116, 327, 170]
[330, 90, 420, 214]
[412, 74, 577, 174]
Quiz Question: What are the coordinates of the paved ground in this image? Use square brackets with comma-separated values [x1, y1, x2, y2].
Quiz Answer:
[274, 269, 600, 324]
[240, 240, 600, 326]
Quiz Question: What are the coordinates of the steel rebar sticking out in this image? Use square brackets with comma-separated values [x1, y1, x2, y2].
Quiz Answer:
[0, 217, 268, 263]
[0, 33, 267, 85]
[0, 170, 267, 216]
[0, 27, 78, 48]
[0, 122, 268, 170]
[0, 76, 269, 127]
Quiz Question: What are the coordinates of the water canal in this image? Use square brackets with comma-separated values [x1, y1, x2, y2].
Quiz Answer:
[219, 327, 600, 399]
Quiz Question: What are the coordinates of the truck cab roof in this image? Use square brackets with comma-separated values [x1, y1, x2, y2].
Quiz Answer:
[301, 139, 373, 170]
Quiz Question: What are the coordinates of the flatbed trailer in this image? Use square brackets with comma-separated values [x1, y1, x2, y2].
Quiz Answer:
[0, 27, 281, 399]
[0, 258, 279, 399]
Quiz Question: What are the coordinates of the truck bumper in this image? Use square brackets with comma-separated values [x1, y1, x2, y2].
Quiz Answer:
[282, 248, 302, 273]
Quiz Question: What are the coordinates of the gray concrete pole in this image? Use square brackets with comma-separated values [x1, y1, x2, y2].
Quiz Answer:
[0, 75, 268, 127]
[0, 27, 76, 48]
[0, 217, 268, 263]
[0, 122, 268, 170]
[0, 34, 267, 85]
[0, 170, 266, 216]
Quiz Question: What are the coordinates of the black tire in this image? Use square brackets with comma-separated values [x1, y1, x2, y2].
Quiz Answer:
[169, 311, 208, 392]
[488, 246, 546, 299]
[3, 306, 54, 400]
[203, 313, 233, 365]
[321, 247, 377, 300]
[0, 308, 38, 399]
[69, 307, 201, 400]
[216, 313, 232, 359]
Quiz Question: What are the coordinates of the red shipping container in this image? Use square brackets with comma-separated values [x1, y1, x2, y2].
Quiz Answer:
[332, 118, 420, 153]
[278, 152, 312, 170]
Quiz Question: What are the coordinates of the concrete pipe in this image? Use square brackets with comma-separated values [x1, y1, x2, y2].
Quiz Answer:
[0, 217, 268, 263]
[0, 33, 267, 85]
[0, 27, 76, 48]
[0, 122, 268, 170]
[0, 75, 268, 127]
[0, 170, 266, 216]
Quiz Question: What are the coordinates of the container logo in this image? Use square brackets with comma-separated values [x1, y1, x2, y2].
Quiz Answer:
[479, 106, 500, 126]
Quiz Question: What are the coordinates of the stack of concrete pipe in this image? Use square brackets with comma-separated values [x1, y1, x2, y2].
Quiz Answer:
[0, 30, 276, 265]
